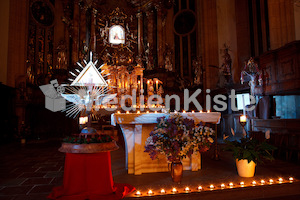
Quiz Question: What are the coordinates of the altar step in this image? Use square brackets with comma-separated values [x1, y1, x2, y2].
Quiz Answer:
[124, 181, 300, 200]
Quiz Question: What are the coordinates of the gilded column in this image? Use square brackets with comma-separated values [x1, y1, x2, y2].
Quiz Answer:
[91, 8, 97, 53]
[72, 1, 79, 65]
[155, 5, 164, 68]
[136, 11, 143, 55]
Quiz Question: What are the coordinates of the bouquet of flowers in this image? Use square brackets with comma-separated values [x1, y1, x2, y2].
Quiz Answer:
[144, 114, 215, 162]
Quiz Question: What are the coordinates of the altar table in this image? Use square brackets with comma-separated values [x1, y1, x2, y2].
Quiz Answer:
[48, 152, 135, 200]
[111, 112, 221, 175]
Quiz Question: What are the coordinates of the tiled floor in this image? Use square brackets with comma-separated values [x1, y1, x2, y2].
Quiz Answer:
[0, 140, 64, 200]
[1, 139, 300, 200]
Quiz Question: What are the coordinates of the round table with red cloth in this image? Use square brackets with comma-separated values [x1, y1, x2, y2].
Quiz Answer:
[48, 152, 135, 200]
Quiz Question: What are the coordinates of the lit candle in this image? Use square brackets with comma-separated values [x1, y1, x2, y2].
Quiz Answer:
[160, 189, 166, 194]
[269, 179, 274, 184]
[200, 110, 203, 113]
[154, 111, 158, 113]
[252, 181, 256, 186]
[197, 186, 202, 191]
[126, 111, 130, 114]
[192, 110, 195, 113]
[146, 111, 149, 113]
[209, 184, 214, 189]
[135, 190, 141, 196]
[221, 183, 225, 189]
[147, 190, 153, 195]
[183, 110, 186, 113]
[137, 110, 140, 114]
[289, 177, 294, 183]
[240, 115, 247, 122]
[240, 181, 245, 187]
[172, 188, 177, 193]
[184, 187, 190, 192]
[156, 80, 158, 91]
[207, 110, 210, 113]
[229, 182, 234, 188]
[278, 178, 283, 183]
[117, 111, 120, 114]
[261, 180, 265, 185]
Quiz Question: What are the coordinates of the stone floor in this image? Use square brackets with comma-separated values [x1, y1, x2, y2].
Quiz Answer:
[0, 138, 300, 200]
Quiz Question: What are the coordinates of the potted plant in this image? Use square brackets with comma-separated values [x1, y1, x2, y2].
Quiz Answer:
[224, 131, 276, 177]
[144, 114, 215, 182]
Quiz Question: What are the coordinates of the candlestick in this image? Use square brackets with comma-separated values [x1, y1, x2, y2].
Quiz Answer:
[242, 94, 246, 115]
[239, 115, 247, 137]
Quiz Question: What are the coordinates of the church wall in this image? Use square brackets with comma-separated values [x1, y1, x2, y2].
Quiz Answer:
[0, 0, 10, 85]
[294, 2, 300, 40]
[235, 0, 251, 84]
[268, 0, 295, 50]
[7, 0, 29, 87]
[200, 0, 219, 90]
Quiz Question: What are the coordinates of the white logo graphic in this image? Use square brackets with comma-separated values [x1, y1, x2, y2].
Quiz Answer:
[39, 79, 66, 112]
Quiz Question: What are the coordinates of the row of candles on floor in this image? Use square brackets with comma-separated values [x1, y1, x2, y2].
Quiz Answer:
[116, 110, 211, 114]
[134, 177, 294, 197]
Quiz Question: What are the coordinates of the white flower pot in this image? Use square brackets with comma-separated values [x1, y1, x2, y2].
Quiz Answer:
[235, 159, 256, 177]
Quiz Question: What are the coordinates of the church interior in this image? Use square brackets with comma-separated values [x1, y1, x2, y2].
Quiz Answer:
[0, 0, 300, 199]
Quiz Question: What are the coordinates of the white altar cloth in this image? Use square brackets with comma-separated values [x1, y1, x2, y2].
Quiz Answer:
[111, 112, 221, 175]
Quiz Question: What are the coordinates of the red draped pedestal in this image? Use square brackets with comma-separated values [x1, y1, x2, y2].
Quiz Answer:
[48, 152, 135, 200]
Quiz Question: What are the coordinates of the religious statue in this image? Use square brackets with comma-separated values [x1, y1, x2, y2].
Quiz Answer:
[145, 43, 154, 70]
[241, 57, 262, 96]
[158, 85, 164, 97]
[192, 56, 203, 85]
[221, 44, 232, 83]
[147, 79, 154, 96]
[164, 44, 173, 72]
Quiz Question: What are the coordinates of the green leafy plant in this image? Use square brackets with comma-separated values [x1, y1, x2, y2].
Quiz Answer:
[224, 137, 276, 164]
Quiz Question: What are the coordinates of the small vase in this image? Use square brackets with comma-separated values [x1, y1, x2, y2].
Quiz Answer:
[236, 159, 256, 177]
[171, 159, 183, 183]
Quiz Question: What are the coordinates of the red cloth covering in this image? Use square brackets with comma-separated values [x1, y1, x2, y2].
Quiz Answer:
[48, 152, 135, 200]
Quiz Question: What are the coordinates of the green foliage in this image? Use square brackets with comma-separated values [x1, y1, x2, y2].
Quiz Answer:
[62, 135, 113, 144]
[224, 138, 276, 164]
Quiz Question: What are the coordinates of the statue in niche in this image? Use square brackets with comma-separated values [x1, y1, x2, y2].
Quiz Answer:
[164, 44, 173, 72]
[147, 79, 154, 96]
[145, 43, 154, 70]
[158, 85, 164, 97]
[135, 54, 143, 67]
[56, 40, 68, 70]
[193, 56, 203, 85]
[220, 44, 232, 83]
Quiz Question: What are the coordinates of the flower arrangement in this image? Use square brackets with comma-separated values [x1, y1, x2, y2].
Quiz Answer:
[144, 114, 215, 162]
